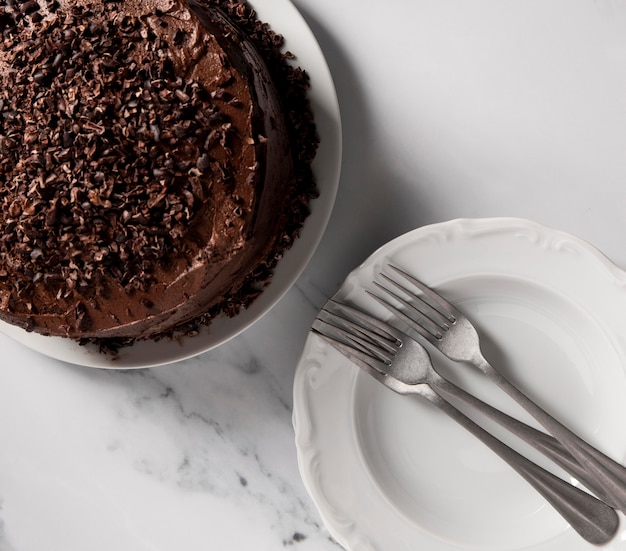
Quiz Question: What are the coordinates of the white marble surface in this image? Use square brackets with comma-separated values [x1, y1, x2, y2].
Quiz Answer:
[3, 0, 626, 549]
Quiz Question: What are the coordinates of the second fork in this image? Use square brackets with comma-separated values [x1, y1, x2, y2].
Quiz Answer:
[373, 264, 626, 516]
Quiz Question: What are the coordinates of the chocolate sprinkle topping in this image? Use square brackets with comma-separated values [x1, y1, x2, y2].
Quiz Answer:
[1, 1, 241, 296]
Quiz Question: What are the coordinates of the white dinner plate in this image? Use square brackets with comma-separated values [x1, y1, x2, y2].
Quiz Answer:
[0, 0, 342, 368]
[293, 218, 626, 551]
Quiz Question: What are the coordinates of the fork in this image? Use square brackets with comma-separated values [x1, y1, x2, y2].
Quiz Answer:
[311, 300, 618, 544]
[317, 301, 618, 508]
[313, 300, 617, 505]
[372, 263, 626, 516]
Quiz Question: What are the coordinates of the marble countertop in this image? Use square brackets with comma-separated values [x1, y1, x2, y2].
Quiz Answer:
[3, 0, 626, 549]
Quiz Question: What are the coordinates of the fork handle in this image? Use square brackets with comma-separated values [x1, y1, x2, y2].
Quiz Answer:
[422, 386, 619, 544]
[479, 358, 626, 516]
[432, 378, 619, 508]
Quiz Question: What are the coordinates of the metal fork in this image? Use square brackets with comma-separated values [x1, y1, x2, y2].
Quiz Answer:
[372, 263, 626, 516]
[311, 300, 618, 544]
[317, 300, 618, 508]
[313, 300, 617, 505]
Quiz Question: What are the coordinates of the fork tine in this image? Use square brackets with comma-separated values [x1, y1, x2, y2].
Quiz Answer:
[311, 318, 392, 385]
[377, 274, 451, 329]
[324, 299, 404, 343]
[315, 311, 396, 363]
[388, 264, 458, 322]
[317, 334, 395, 389]
[369, 282, 445, 340]
[366, 290, 442, 343]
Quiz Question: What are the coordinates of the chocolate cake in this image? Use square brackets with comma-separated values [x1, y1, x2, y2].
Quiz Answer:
[0, 0, 317, 346]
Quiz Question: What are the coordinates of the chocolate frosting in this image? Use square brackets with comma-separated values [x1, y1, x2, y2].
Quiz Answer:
[0, 0, 315, 342]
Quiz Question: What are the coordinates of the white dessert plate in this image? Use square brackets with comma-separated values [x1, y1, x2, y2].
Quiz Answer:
[293, 218, 626, 551]
[0, 0, 342, 368]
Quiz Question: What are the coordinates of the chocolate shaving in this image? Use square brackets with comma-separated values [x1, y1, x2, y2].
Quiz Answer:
[0, 0, 239, 297]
